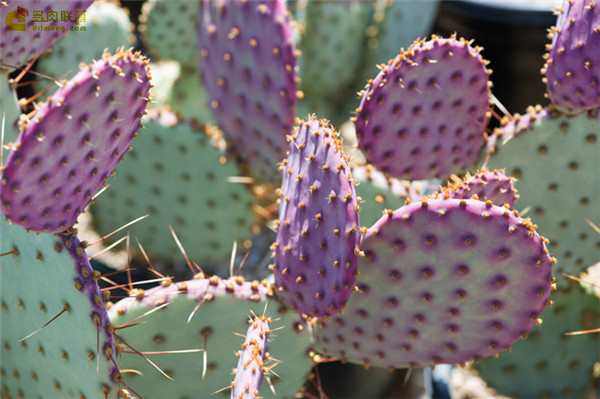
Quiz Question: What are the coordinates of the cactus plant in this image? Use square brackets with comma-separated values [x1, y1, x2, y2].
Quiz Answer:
[5, 0, 595, 398]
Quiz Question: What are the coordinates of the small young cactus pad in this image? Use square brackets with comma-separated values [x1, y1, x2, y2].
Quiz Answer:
[90, 109, 256, 264]
[314, 198, 554, 369]
[354, 35, 491, 181]
[108, 275, 313, 398]
[543, 0, 600, 113]
[231, 313, 272, 399]
[0, 218, 120, 398]
[273, 116, 360, 318]
[0, 0, 93, 68]
[487, 107, 600, 276]
[197, 0, 297, 183]
[433, 168, 518, 208]
[0, 49, 151, 233]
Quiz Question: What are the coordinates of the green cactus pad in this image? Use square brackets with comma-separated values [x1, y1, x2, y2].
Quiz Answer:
[36, 1, 133, 90]
[0, 71, 21, 155]
[358, 0, 440, 87]
[91, 109, 256, 263]
[0, 218, 120, 398]
[139, 0, 200, 68]
[487, 107, 600, 276]
[475, 275, 600, 399]
[167, 66, 215, 124]
[352, 163, 415, 228]
[297, 0, 371, 98]
[107, 275, 313, 398]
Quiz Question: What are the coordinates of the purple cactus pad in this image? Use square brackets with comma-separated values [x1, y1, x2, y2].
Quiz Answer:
[272, 116, 360, 318]
[544, 0, 600, 113]
[1, 49, 150, 233]
[313, 198, 555, 369]
[231, 314, 271, 399]
[197, 0, 297, 183]
[1, 0, 94, 68]
[435, 168, 518, 207]
[354, 35, 491, 180]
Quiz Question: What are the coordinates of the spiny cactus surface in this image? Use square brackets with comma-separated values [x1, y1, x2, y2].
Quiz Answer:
[476, 276, 600, 399]
[314, 198, 554, 369]
[231, 314, 272, 399]
[544, 0, 600, 113]
[0, 219, 120, 398]
[108, 275, 313, 399]
[1, 49, 150, 233]
[273, 116, 360, 318]
[197, 0, 297, 183]
[91, 108, 255, 263]
[35, 1, 133, 89]
[487, 107, 600, 276]
[354, 35, 491, 181]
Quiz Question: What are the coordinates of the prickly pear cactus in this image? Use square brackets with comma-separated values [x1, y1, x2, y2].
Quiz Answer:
[475, 275, 600, 399]
[314, 198, 555, 368]
[543, 0, 600, 113]
[197, 0, 297, 183]
[0, 0, 94, 68]
[0, 219, 121, 398]
[107, 275, 313, 398]
[91, 109, 256, 263]
[487, 107, 600, 276]
[0, 49, 150, 233]
[354, 35, 492, 181]
[272, 116, 360, 318]
[35, 1, 133, 87]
